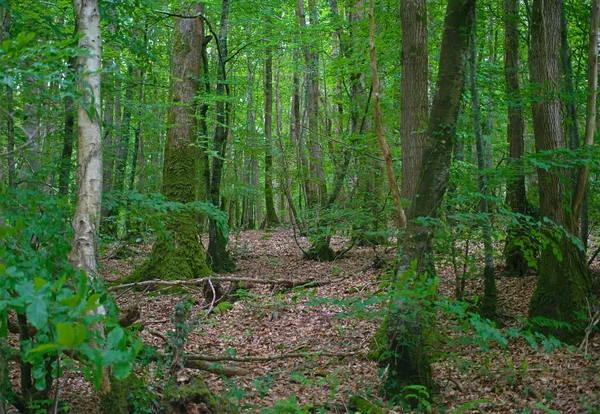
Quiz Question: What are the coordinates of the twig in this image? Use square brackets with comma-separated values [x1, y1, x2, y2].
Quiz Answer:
[108, 275, 343, 292]
[587, 244, 600, 266]
[579, 298, 600, 354]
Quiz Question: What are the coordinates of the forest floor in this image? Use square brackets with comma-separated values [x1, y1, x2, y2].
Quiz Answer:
[44, 229, 600, 412]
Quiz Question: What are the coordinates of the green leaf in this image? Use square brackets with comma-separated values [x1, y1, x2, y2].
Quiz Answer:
[113, 362, 132, 380]
[57, 322, 76, 347]
[26, 300, 48, 330]
[33, 277, 48, 290]
[106, 327, 124, 349]
[73, 323, 88, 348]
[60, 294, 82, 308]
[83, 293, 101, 311]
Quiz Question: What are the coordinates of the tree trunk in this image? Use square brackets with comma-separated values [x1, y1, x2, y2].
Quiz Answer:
[503, 0, 529, 276]
[2, 7, 15, 189]
[70, 0, 115, 402]
[385, 0, 476, 399]
[128, 3, 211, 283]
[400, 0, 428, 218]
[207, 0, 235, 273]
[527, 0, 589, 344]
[400, 0, 475, 274]
[262, 23, 280, 229]
[469, 12, 497, 321]
[241, 50, 257, 229]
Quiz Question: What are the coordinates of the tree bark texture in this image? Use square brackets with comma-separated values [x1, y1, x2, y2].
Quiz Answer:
[129, 3, 211, 282]
[469, 12, 497, 320]
[385, 0, 476, 399]
[207, 0, 235, 272]
[263, 29, 280, 229]
[70, 0, 103, 278]
[400, 0, 428, 217]
[400, 0, 476, 275]
[528, 0, 589, 344]
[503, 0, 529, 276]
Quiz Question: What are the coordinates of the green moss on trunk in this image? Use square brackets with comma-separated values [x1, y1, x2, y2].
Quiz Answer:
[125, 213, 211, 283]
[528, 237, 590, 344]
[162, 378, 230, 414]
[304, 237, 335, 262]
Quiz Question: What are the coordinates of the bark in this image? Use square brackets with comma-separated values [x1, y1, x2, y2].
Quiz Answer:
[385, 0, 476, 398]
[503, 0, 529, 276]
[560, 4, 581, 154]
[1, 7, 15, 189]
[113, 66, 134, 198]
[400, 0, 476, 275]
[71, 0, 113, 401]
[527, 0, 589, 344]
[469, 12, 497, 321]
[298, 0, 327, 208]
[400, 0, 428, 217]
[128, 3, 211, 283]
[262, 26, 280, 229]
[276, 49, 302, 230]
[102, 64, 116, 199]
[58, 57, 77, 196]
[241, 51, 257, 229]
[207, 0, 235, 273]
[70, 0, 103, 279]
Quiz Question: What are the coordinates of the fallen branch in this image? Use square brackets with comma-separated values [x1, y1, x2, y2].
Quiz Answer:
[186, 349, 359, 363]
[185, 359, 252, 377]
[108, 275, 344, 292]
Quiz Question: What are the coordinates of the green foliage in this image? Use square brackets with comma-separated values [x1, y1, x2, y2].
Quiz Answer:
[260, 395, 309, 414]
[0, 188, 141, 410]
[103, 191, 230, 241]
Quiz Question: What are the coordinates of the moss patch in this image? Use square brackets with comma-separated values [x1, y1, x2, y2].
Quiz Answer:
[162, 377, 231, 414]
[122, 213, 211, 284]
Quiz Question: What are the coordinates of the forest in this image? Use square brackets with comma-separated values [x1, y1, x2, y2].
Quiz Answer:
[0, 0, 599, 412]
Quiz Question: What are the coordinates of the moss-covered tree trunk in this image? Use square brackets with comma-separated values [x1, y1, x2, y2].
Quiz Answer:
[385, 0, 475, 399]
[130, 2, 211, 282]
[527, 0, 590, 344]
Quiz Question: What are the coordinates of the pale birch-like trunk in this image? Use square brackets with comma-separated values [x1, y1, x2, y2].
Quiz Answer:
[70, 0, 103, 281]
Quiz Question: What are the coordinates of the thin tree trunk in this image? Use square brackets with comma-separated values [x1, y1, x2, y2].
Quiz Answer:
[263, 23, 280, 229]
[71, 0, 112, 400]
[503, 0, 529, 276]
[469, 12, 497, 320]
[572, 0, 599, 224]
[207, 0, 235, 272]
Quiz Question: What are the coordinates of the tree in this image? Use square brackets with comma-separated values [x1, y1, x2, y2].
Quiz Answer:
[503, 0, 529, 276]
[207, 0, 236, 273]
[527, 0, 590, 343]
[469, 11, 497, 320]
[130, 3, 211, 282]
[262, 18, 280, 229]
[400, 0, 428, 217]
[384, 0, 476, 397]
